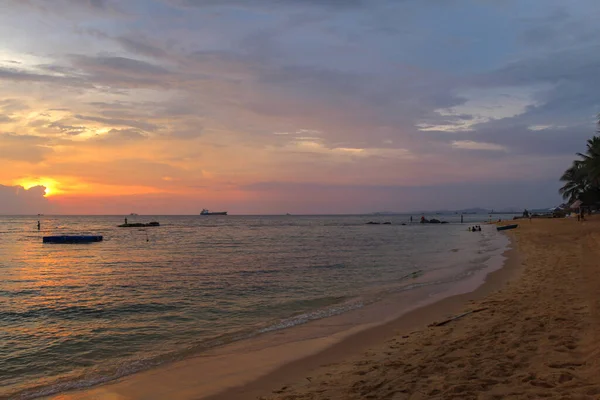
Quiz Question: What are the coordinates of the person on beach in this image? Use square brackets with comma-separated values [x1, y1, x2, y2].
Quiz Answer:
[37, 221, 40, 231]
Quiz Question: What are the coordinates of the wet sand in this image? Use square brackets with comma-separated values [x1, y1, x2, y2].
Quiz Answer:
[255, 217, 600, 399]
[46, 225, 514, 400]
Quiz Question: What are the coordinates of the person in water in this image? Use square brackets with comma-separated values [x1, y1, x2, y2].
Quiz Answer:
[125, 217, 128, 225]
[37, 221, 40, 231]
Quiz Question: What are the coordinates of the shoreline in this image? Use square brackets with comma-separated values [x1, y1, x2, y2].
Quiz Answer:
[42, 228, 515, 400]
[260, 217, 600, 399]
[206, 232, 521, 399]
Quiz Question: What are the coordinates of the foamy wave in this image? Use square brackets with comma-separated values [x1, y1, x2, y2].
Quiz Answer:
[259, 300, 365, 334]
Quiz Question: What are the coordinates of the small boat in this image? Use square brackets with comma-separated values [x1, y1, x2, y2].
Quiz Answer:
[497, 224, 518, 231]
[43, 235, 103, 244]
[200, 209, 227, 215]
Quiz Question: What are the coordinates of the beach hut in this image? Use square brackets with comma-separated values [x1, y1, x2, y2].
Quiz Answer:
[569, 200, 586, 219]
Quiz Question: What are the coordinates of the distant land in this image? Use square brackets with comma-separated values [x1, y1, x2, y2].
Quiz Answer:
[370, 207, 537, 216]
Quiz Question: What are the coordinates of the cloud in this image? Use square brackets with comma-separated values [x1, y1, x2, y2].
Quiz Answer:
[0, 66, 86, 86]
[74, 114, 159, 132]
[71, 55, 170, 76]
[528, 125, 556, 131]
[0, 133, 52, 162]
[115, 37, 168, 59]
[64, 55, 174, 89]
[0, 0, 599, 213]
[418, 87, 544, 132]
[272, 135, 412, 161]
[93, 128, 148, 144]
[165, 0, 365, 10]
[48, 122, 88, 135]
[0, 99, 29, 113]
[9, 0, 123, 16]
[0, 184, 51, 214]
[451, 140, 507, 152]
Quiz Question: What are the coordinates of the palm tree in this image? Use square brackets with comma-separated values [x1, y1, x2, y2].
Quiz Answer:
[559, 117, 600, 205]
[577, 136, 600, 185]
[559, 160, 589, 203]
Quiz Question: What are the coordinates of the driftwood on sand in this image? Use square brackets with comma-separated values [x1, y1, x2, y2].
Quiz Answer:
[399, 270, 422, 281]
[431, 307, 488, 327]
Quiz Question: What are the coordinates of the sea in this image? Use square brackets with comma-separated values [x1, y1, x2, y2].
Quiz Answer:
[0, 214, 513, 399]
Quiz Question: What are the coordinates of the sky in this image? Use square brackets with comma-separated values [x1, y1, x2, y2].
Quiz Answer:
[1, 0, 599, 214]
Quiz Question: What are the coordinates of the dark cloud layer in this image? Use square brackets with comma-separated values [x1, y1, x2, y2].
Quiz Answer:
[0, 185, 51, 214]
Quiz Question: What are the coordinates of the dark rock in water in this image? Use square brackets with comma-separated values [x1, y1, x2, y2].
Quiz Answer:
[401, 223, 406, 225]
[118, 222, 160, 227]
[383, 222, 392, 225]
[419, 218, 447, 224]
[366, 221, 381, 225]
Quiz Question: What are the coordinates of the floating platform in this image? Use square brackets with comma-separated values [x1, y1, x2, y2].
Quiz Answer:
[118, 222, 160, 227]
[43, 235, 103, 244]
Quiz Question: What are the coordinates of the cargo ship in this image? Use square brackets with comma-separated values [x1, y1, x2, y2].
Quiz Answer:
[200, 209, 228, 215]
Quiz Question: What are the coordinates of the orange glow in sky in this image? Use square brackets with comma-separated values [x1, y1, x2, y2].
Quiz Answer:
[0, 1, 574, 214]
[15, 178, 61, 197]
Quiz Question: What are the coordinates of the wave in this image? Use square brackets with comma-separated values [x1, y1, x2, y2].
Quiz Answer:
[0, 289, 43, 297]
[309, 263, 345, 269]
[0, 302, 179, 322]
[4, 295, 360, 400]
[259, 298, 364, 333]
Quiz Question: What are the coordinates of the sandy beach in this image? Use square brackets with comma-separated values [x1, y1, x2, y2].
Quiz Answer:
[46, 217, 600, 400]
[255, 217, 600, 399]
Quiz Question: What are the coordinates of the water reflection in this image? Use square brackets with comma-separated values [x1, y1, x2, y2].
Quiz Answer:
[0, 215, 508, 398]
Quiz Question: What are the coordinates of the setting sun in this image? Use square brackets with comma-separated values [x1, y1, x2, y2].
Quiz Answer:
[15, 178, 61, 197]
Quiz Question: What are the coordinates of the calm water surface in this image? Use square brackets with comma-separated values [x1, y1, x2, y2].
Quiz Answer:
[0, 214, 510, 399]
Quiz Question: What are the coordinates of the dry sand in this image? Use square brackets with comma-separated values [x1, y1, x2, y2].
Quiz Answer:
[257, 217, 600, 399]
[49, 217, 600, 400]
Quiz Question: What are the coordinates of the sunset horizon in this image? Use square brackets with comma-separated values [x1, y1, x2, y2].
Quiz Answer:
[5, 2, 600, 400]
[2, 1, 595, 215]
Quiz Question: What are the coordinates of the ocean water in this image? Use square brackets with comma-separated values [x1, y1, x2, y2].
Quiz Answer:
[0, 214, 511, 399]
